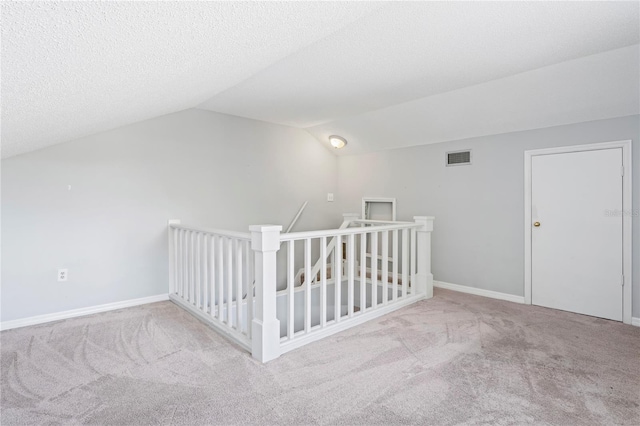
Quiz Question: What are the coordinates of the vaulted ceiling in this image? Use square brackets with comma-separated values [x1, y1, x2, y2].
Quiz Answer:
[2, 1, 639, 158]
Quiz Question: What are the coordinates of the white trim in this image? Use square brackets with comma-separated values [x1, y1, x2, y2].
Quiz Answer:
[362, 197, 397, 221]
[524, 140, 633, 324]
[434, 281, 525, 304]
[279, 294, 425, 354]
[632, 317, 640, 327]
[0, 294, 169, 331]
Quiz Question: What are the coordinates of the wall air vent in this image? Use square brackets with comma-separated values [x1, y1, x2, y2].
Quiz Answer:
[446, 150, 472, 166]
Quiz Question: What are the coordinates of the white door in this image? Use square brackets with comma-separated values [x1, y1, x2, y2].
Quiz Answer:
[531, 148, 623, 321]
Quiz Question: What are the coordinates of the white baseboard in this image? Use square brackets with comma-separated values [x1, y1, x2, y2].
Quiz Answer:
[434, 282, 639, 326]
[0, 294, 169, 331]
[434, 281, 525, 304]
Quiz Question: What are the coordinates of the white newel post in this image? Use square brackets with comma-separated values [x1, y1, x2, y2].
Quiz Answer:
[250, 225, 282, 362]
[167, 219, 180, 295]
[413, 216, 434, 299]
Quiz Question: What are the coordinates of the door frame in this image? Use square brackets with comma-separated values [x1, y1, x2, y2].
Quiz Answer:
[524, 140, 632, 324]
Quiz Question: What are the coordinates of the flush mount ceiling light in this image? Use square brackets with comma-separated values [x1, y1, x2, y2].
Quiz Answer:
[329, 135, 347, 149]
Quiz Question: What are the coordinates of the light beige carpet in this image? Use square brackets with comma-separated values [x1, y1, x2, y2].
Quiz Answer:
[2, 288, 639, 425]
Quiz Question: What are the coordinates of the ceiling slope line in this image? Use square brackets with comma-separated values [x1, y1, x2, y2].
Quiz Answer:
[195, 2, 390, 112]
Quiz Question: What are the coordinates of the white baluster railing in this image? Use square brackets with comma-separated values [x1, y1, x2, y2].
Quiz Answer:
[168, 215, 434, 363]
[168, 223, 253, 351]
[274, 216, 434, 356]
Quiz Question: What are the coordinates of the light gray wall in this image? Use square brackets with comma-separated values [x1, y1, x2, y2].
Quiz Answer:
[1, 109, 340, 322]
[337, 115, 640, 317]
[4, 110, 639, 323]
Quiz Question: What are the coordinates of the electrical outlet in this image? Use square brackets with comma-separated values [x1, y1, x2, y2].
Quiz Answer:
[58, 269, 68, 282]
[327, 193, 334, 202]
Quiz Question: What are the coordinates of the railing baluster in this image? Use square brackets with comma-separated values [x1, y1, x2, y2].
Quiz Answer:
[209, 235, 216, 318]
[402, 228, 409, 298]
[186, 231, 191, 303]
[245, 241, 253, 337]
[287, 240, 295, 339]
[172, 228, 178, 295]
[190, 231, 195, 304]
[179, 229, 185, 298]
[371, 231, 378, 309]
[304, 238, 312, 333]
[347, 233, 355, 317]
[320, 236, 327, 328]
[382, 230, 389, 305]
[196, 233, 201, 309]
[217, 236, 224, 320]
[393, 229, 398, 301]
[334, 235, 342, 322]
[360, 232, 367, 312]
[411, 228, 417, 295]
[227, 238, 233, 325]
[203, 233, 208, 313]
[236, 238, 243, 331]
[184, 231, 189, 301]
[183, 230, 188, 299]
[183, 230, 187, 301]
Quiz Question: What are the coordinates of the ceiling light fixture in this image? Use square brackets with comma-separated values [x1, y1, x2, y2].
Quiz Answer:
[329, 135, 347, 149]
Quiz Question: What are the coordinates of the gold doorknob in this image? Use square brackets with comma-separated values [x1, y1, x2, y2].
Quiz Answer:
[533, 222, 541, 227]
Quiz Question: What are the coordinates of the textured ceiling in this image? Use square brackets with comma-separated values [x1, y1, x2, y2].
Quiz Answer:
[1, 1, 382, 158]
[2, 1, 639, 159]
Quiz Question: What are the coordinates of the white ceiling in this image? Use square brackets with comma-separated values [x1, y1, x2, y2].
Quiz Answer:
[1, 1, 383, 158]
[2, 1, 639, 159]
[306, 45, 639, 156]
[199, 1, 640, 129]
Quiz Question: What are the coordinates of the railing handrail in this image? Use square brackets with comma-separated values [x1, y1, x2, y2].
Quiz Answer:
[170, 223, 251, 241]
[351, 219, 415, 225]
[171, 219, 424, 243]
[280, 221, 420, 242]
